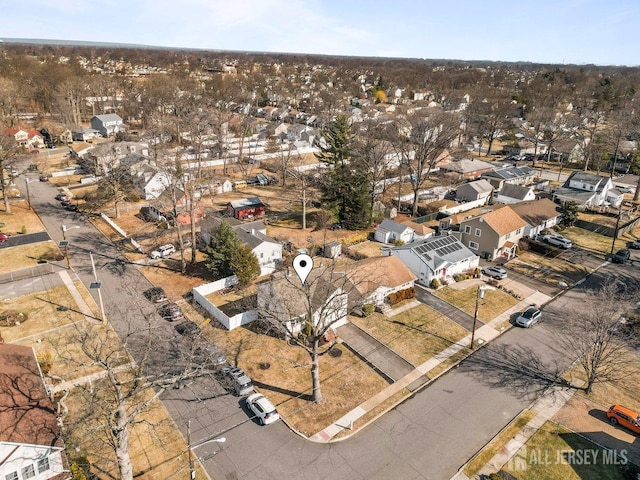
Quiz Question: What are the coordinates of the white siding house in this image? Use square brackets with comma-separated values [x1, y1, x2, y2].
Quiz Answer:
[374, 219, 415, 244]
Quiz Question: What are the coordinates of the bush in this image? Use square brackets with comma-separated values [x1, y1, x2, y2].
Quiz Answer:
[362, 304, 375, 317]
[387, 287, 416, 305]
[38, 351, 53, 376]
[430, 278, 440, 289]
[20, 225, 27, 234]
[453, 273, 468, 282]
[391, 239, 405, 246]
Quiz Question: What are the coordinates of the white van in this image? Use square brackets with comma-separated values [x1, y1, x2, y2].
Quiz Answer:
[150, 244, 176, 259]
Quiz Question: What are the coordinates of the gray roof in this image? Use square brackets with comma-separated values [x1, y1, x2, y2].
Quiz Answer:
[392, 235, 476, 272]
[498, 183, 532, 200]
[377, 219, 412, 235]
[92, 113, 123, 123]
[564, 172, 609, 192]
[458, 179, 493, 194]
[229, 196, 264, 209]
[441, 159, 494, 173]
[483, 166, 532, 180]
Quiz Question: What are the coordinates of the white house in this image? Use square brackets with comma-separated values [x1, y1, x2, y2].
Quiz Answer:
[510, 199, 562, 239]
[133, 165, 171, 200]
[90, 113, 124, 137]
[257, 270, 348, 334]
[0, 344, 71, 480]
[553, 172, 620, 208]
[374, 219, 415, 244]
[495, 183, 536, 204]
[389, 235, 479, 285]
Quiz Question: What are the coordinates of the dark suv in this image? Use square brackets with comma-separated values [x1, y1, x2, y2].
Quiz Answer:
[144, 287, 168, 303]
[159, 302, 185, 321]
[611, 249, 631, 264]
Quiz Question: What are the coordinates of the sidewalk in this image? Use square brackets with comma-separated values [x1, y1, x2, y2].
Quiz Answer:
[309, 289, 551, 443]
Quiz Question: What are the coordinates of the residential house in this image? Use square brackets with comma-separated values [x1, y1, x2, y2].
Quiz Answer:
[133, 164, 171, 200]
[374, 219, 415, 244]
[552, 172, 621, 208]
[256, 269, 348, 335]
[6, 128, 45, 149]
[339, 256, 417, 309]
[72, 128, 101, 142]
[401, 220, 435, 240]
[0, 343, 71, 480]
[495, 183, 536, 205]
[455, 179, 494, 203]
[207, 178, 234, 195]
[510, 199, 562, 239]
[200, 216, 282, 275]
[481, 166, 535, 190]
[457, 206, 526, 260]
[227, 197, 266, 219]
[390, 234, 479, 285]
[90, 113, 124, 137]
[440, 159, 495, 180]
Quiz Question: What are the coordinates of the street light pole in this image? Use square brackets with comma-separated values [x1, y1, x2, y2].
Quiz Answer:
[25, 178, 31, 209]
[90, 252, 105, 320]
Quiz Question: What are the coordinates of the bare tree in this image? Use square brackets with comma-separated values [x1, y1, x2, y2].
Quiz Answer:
[257, 261, 372, 403]
[0, 131, 19, 213]
[561, 280, 639, 394]
[390, 111, 460, 216]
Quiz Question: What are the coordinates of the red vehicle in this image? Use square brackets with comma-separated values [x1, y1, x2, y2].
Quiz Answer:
[0, 233, 10, 242]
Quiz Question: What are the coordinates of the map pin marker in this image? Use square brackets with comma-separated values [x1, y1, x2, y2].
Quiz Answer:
[293, 254, 313, 285]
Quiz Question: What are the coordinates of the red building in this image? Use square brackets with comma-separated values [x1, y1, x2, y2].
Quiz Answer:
[227, 196, 266, 220]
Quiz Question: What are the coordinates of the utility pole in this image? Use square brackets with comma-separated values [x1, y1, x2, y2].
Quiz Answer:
[610, 205, 623, 255]
[25, 178, 31, 209]
[90, 253, 105, 320]
[187, 420, 195, 480]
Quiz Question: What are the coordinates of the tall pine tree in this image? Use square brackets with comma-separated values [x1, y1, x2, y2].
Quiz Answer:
[205, 221, 239, 279]
[316, 115, 371, 229]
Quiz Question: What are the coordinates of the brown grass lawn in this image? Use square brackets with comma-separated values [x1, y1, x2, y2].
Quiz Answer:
[561, 225, 639, 256]
[507, 421, 631, 480]
[0, 241, 64, 274]
[203, 321, 389, 437]
[348, 240, 386, 258]
[350, 305, 468, 366]
[433, 285, 521, 323]
[509, 251, 591, 285]
[0, 199, 47, 234]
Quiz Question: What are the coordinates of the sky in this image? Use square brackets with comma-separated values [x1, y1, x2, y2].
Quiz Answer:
[1, 0, 639, 66]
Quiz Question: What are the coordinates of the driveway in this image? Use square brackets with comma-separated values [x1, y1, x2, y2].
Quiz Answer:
[0, 231, 50, 248]
[415, 285, 478, 331]
[336, 323, 415, 382]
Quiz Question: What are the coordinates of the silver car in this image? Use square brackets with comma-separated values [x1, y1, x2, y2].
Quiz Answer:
[516, 307, 542, 328]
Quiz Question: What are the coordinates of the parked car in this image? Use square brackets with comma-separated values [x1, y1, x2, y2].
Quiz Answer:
[543, 235, 573, 249]
[174, 320, 201, 337]
[482, 266, 508, 280]
[606, 405, 640, 434]
[515, 306, 542, 328]
[0, 233, 9, 243]
[195, 343, 228, 366]
[219, 366, 254, 396]
[159, 302, 185, 321]
[144, 287, 168, 303]
[618, 185, 636, 194]
[611, 248, 631, 264]
[150, 244, 176, 259]
[39, 175, 49, 182]
[246, 393, 280, 425]
[55, 193, 69, 201]
[629, 240, 640, 250]
[64, 203, 78, 211]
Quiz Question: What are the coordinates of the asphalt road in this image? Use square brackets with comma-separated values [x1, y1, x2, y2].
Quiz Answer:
[19, 175, 639, 480]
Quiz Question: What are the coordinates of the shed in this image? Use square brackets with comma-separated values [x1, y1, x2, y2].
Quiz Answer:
[227, 196, 266, 220]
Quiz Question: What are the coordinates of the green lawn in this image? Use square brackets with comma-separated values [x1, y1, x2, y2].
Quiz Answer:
[433, 285, 521, 323]
[350, 304, 468, 366]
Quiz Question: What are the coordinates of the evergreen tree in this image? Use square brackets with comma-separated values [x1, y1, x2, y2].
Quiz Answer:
[231, 243, 261, 288]
[561, 201, 579, 227]
[315, 115, 371, 229]
[205, 221, 239, 279]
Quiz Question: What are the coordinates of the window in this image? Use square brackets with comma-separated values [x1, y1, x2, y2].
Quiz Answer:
[464, 225, 471, 234]
[21, 465, 35, 479]
[5, 472, 18, 480]
[469, 241, 479, 250]
[516, 228, 522, 235]
[474, 228, 481, 237]
[505, 232, 511, 239]
[37, 457, 51, 473]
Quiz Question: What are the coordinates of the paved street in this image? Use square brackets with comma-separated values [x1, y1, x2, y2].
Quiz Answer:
[12, 176, 638, 480]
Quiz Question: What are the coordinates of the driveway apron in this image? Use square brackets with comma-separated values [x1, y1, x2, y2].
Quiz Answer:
[416, 286, 479, 331]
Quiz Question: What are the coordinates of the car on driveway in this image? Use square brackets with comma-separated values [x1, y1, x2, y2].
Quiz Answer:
[629, 240, 640, 250]
[606, 405, 640, 434]
[246, 393, 280, 425]
[150, 244, 176, 259]
[543, 234, 573, 249]
[611, 248, 631, 264]
[482, 266, 508, 280]
[515, 306, 542, 328]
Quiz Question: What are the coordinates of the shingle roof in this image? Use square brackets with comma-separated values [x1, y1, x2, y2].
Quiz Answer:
[377, 219, 412, 235]
[474, 206, 527, 235]
[441, 159, 494, 173]
[458, 179, 493, 194]
[0, 344, 62, 447]
[392, 235, 477, 271]
[498, 183, 532, 200]
[510, 199, 561, 226]
[483, 166, 532, 180]
[340, 256, 417, 296]
[229, 196, 264, 209]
